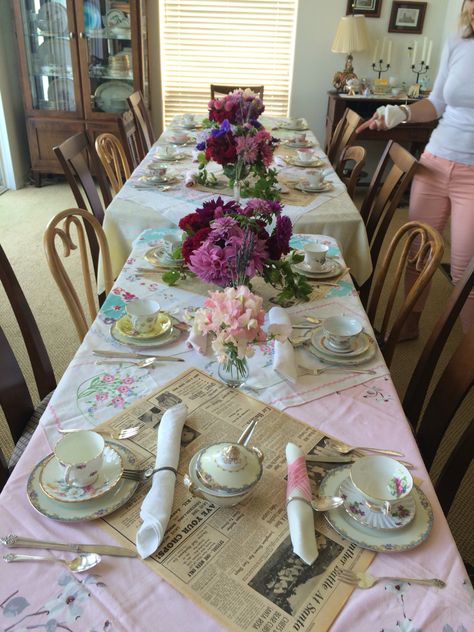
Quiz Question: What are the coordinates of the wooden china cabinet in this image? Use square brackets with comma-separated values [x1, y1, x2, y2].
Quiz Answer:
[11, 0, 149, 185]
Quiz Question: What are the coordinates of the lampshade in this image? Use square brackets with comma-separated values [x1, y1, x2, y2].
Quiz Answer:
[331, 15, 369, 54]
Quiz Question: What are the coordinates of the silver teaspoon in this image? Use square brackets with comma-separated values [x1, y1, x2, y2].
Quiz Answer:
[287, 495, 344, 512]
[4, 552, 101, 573]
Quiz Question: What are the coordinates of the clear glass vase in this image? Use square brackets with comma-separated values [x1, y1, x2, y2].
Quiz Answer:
[233, 181, 242, 202]
[217, 352, 249, 388]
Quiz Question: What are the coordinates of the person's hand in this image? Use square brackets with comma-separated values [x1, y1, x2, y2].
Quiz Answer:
[355, 111, 389, 134]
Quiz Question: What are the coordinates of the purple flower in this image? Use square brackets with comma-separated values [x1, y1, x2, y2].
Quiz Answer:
[268, 215, 292, 259]
[196, 141, 205, 151]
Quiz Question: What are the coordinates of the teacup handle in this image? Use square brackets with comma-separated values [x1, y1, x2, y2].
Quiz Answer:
[64, 465, 75, 486]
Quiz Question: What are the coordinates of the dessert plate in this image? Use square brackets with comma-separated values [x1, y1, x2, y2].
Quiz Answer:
[295, 181, 333, 193]
[39, 445, 123, 503]
[311, 327, 371, 357]
[308, 328, 376, 365]
[115, 313, 172, 339]
[286, 140, 316, 149]
[320, 465, 433, 552]
[138, 174, 179, 186]
[110, 319, 181, 348]
[27, 441, 139, 522]
[144, 246, 184, 268]
[339, 475, 416, 530]
[287, 157, 325, 168]
[153, 152, 186, 162]
[292, 259, 342, 279]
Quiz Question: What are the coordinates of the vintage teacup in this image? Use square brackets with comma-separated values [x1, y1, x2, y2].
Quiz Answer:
[288, 117, 305, 129]
[125, 298, 161, 335]
[295, 132, 307, 144]
[297, 149, 316, 163]
[350, 455, 413, 515]
[182, 113, 194, 126]
[54, 430, 104, 487]
[162, 234, 182, 257]
[170, 132, 188, 144]
[303, 242, 329, 271]
[301, 169, 324, 189]
[146, 163, 167, 179]
[322, 315, 363, 351]
[157, 144, 177, 158]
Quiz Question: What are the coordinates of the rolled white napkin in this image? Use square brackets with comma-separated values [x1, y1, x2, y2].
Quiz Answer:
[286, 442, 318, 565]
[268, 307, 297, 383]
[136, 403, 187, 559]
[376, 104, 407, 129]
[184, 170, 197, 187]
[274, 156, 287, 168]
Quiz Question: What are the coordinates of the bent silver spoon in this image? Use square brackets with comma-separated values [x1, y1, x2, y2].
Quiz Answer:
[287, 495, 344, 512]
[4, 552, 101, 573]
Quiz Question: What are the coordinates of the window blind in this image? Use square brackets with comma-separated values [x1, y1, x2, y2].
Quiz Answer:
[159, 0, 298, 125]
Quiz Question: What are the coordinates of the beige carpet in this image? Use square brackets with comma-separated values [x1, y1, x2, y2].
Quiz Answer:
[0, 181, 472, 566]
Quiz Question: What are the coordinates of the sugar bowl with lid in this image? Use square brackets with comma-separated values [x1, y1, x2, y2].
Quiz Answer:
[183, 422, 264, 506]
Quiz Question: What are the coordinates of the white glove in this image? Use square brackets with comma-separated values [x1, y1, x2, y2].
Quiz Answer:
[375, 105, 408, 129]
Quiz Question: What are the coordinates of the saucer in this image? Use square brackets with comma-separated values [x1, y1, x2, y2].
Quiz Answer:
[115, 313, 172, 339]
[110, 318, 181, 348]
[339, 476, 416, 530]
[286, 140, 315, 149]
[295, 181, 333, 193]
[320, 465, 433, 552]
[139, 174, 177, 185]
[154, 152, 186, 162]
[144, 246, 184, 268]
[167, 135, 193, 145]
[308, 327, 376, 365]
[293, 259, 342, 279]
[39, 445, 123, 503]
[287, 157, 325, 168]
[278, 121, 308, 131]
[27, 441, 139, 522]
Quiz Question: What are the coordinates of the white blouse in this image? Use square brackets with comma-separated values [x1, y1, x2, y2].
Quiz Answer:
[426, 36, 474, 165]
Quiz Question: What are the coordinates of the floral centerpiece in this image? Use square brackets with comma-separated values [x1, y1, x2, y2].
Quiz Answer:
[195, 88, 279, 200]
[192, 286, 266, 387]
[171, 196, 311, 304]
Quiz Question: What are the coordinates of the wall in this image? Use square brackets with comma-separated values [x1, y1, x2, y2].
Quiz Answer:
[0, 1, 29, 189]
[290, 0, 454, 147]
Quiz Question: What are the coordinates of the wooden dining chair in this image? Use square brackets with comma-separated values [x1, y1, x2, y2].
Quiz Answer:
[366, 221, 444, 367]
[210, 84, 264, 100]
[118, 109, 146, 170]
[43, 208, 114, 342]
[414, 325, 474, 514]
[358, 141, 419, 305]
[0, 244, 56, 488]
[335, 145, 366, 201]
[403, 256, 474, 425]
[127, 90, 156, 154]
[95, 133, 131, 196]
[326, 108, 363, 169]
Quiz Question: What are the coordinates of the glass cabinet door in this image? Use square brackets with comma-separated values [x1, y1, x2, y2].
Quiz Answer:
[18, 0, 79, 113]
[79, 0, 135, 116]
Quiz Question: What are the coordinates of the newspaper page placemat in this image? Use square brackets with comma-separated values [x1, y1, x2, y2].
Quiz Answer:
[97, 368, 374, 631]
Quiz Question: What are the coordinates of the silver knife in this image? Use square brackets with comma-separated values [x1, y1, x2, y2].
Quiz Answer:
[1, 534, 137, 558]
[305, 455, 414, 469]
[93, 350, 184, 362]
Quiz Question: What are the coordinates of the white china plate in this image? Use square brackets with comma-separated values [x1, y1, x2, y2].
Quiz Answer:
[39, 445, 123, 503]
[287, 157, 325, 168]
[94, 81, 134, 113]
[114, 312, 173, 340]
[37, 1, 68, 34]
[138, 174, 178, 186]
[311, 327, 371, 357]
[144, 246, 184, 268]
[166, 135, 194, 146]
[47, 78, 75, 108]
[110, 319, 181, 348]
[37, 39, 72, 69]
[320, 465, 433, 552]
[286, 140, 315, 149]
[308, 328, 376, 365]
[339, 476, 416, 530]
[278, 121, 308, 131]
[27, 441, 139, 522]
[295, 182, 333, 193]
[153, 152, 186, 162]
[105, 9, 130, 29]
[293, 259, 342, 279]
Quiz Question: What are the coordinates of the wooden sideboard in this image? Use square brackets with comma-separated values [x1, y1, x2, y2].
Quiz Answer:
[325, 92, 437, 157]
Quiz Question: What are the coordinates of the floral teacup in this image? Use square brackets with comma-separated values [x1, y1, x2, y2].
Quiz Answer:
[350, 455, 413, 516]
[54, 430, 104, 487]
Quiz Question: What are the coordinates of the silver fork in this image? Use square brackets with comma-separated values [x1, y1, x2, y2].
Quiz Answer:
[58, 425, 142, 440]
[121, 466, 167, 482]
[326, 440, 404, 458]
[337, 569, 446, 589]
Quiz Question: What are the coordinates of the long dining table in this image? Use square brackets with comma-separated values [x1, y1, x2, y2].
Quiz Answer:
[100, 115, 373, 291]
[0, 227, 471, 632]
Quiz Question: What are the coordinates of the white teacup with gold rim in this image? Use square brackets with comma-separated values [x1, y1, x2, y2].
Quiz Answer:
[350, 455, 413, 516]
[125, 299, 162, 335]
[296, 149, 316, 163]
[301, 169, 324, 189]
[322, 315, 363, 351]
[156, 144, 177, 159]
[303, 242, 329, 271]
[54, 430, 104, 487]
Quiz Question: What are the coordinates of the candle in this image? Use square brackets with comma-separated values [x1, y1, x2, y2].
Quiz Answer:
[426, 40, 433, 66]
[373, 40, 380, 64]
[387, 39, 392, 65]
[422, 37, 427, 62]
[412, 41, 418, 66]
[381, 37, 387, 60]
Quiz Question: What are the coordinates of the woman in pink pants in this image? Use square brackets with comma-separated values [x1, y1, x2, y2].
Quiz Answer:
[357, 0, 474, 337]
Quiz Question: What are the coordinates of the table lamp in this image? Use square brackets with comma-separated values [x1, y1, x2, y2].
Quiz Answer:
[331, 15, 369, 93]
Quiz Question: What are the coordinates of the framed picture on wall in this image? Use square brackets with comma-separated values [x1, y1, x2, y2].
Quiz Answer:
[388, 2, 427, 33]
[346, 0, 382, 17]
